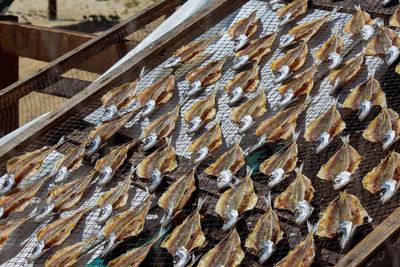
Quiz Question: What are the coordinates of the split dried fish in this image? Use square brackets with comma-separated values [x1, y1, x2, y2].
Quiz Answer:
[224, 63, 259, 105]
[215, 166, 258, 231]
[389, 6, 400, 27]
[0, 214, 33, 249]
[280, 8, 338, 49]
[274, 164, 314, 224]
[158, 168, 196, 226]
[233, 32, 277, 70]
[315, 32, 345, 69]
[136, 138, 177, 193]
[161, 198, 206, 267]
[186, 56, 227, 96]
[362, 150, 400, 204]
[28, 206, 93, 262]
[136, 74, 175, 117]
[366, 24, 400, 65]
[183, 90, 216, 134]
[205, 141, 245, 189]
[245, 193, 284, 264]
[343, 5, 376, 41]
[304, 100, 346, 153]
[52, 144, 86, 184]
[187, 121, 223, 164]
[363, 107, 400, 150]
[259, 133, 299, 188]
[230, 90, 267, 134]
[270, 42, 308, 84]
[164, 34, 220, 69]
[198, 228, 244, 267]
[101, 194, 152, 257]
[139, 104, 181, 150]
[227, 9, 258, 51]
[317, 190, 372, 249]
[342, 75, 386, 121]
[317, 135, 362, 190]
[276, 0, 307, 27]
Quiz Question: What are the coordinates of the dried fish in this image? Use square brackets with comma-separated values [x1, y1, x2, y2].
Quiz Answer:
[161, 198, 205, 267]
[270, 42, 308, 84]
[304, 100, 346, 153]
[187, 121, 223, 163]
[275, 222, 316, 267]
[28, 206, 93, 262]
[365, 25, 400, 65]
[52, 144, 86, 184]
[362, 150, 400, 204]
[215, 166, 258, 231]
[101, 194, 152, 257]
[0, 215, 33, 249]
[164, 34, 220, 69]
[317, 135, 362, 190]
[198, 228, 244, 267]
[343, 5, 376, 41]
[137, 74, 175, 117]
[276, 0, 307, 27]
[136, 138, 177, 193]
[315, 32, 345, 69]
[186, 56, 227, 96]
[140, 104, 181, 150]
[158, 168, 196, 226]
[205, 141, 245, 189]
[342, 75, 386, 121]
[259, 133, 299, 187]
[389, 6, 400, 27]
[245, 193, 284, 264]
[230, 90, 267, 134]
[274, 164, 314, 225]
[183, 90, 216, 134]
[317, 190, 372, 249]
[280, 8, 338, 49]
[227, 10, 258, 51]
[224, 63, 259, 105]
[233, 32, 277, 70]
[363, 107, 400, 150]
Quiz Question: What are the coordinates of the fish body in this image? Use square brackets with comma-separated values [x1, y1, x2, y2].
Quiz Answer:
[0, 216, 31, 249]
[315, 33, 344, 62]
[183, 90, 216, 134]
[227, 10, 258, 51]
[317, 136, 362, 190]
[198, 228, 244, 267]
[366, 25, 400, 65]
[224, 63, 259, 105]
[390, 6, 400, 27]
[276, 0, 307, 27]
[53, 144, 86, 184]
[343, 6, 376, 40]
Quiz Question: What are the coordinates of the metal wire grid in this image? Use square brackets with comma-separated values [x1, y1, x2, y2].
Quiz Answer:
[0, 0, 400, 266]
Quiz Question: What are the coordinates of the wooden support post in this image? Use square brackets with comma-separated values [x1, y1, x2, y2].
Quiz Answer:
[48, 0, 57, 20]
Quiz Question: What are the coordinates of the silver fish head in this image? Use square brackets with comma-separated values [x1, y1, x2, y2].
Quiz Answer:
[333, 171, 351, 190]
[279, 89, 295, 107]
[329, 79, 342, 96]
[141, 99, 157, 117]
[187, 116, 203, 134]
[268, 168, 285, 188]
[294, 200, 313, 225]
[386, 45, 400, 65]
[234, 34, 249, 52]
[87, 135, 101, 156]
[358, 100, 371, 121]
[274, 65, 291, 84]
[54, 166, 69, 184]
[382, 129, 396, 150]
[0, 173, 15, 195]
[98, 166, 114, 185]
[361, 25, 374, 41]
[380, 179, 398, 204]
[164, 56, 182, 69]
[217, 170, 234, 189]
[238, 114, 254, 134]
[34, 202, 55, 222]
[188, 80, 203, 97]
[194, 147, 209, 164]
[328, 51, 342, 70]
[27, 239, 45, 263]
[279, 34, 295, 49]
[338, 220, 357, 250]
[259, 240, 274, 264]
[143, 132, 158, 151]
[316, 132, 331, 154]
[102, 105, 119, 122]
[232, 54, 249, 70]
[278, 12, 292, 28]
[101, 231, 116, 258]
[222, 209, 239, 231]
[173, 246, 190, 267]
[149, 168, 163, 193]
[96, 203, 113, 225]
[228, 87, 244, 106]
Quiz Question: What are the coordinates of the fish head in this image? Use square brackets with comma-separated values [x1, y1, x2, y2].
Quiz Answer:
[98, 166, 114, 186]
[96, 203, 113, 225]
[316, 132, 331, 154]
[278, 12, 292, 28]
[54, 166, 69, 184]
[382, 129, 396, 150]
[228, 87, 244, 106]
[164, 56, 182, 69]
[101, 231, 116, 258]
[259, 240, 274, 264]
[279, 34, 295, 49]
[232, 54, 249, 70]
[217, 169, 234, 189]
[274, 65, 291, 84]
[87, 135, 102, 156]
[386, 46, 400, 66]
[34, 202, 55, 222]
[149, 168, 163, 193]
[102, 105, 119, 122]
[279, 88, 295, 108]
[358, 100, 371, 121]
[238, 114, 254, 134]
[28, 239, 45, 263]
[173, 246, 190, 267]
[338, 220, 357, 250]
[141, 99, 157, 117]
[268, 168, 285, 188]
[380, 179, 398, 204]
[234, 34, 249, 52]
[0, 173, 15, 195]
[221, 209, 239, 231]
[143, 132, 158, 151]
[361, 25, 374, 41]
[188, 80, 203, 97]
[294, 200, 313, 225]
[187, 116, 203, 134]
[333, 171, 351, 190]
[328, 52, 342, 70]
[194, 147, 209, 164]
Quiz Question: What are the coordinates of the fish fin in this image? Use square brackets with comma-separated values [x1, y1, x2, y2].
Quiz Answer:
[340, 135, 350, 144]
[295, 162, 304, 174]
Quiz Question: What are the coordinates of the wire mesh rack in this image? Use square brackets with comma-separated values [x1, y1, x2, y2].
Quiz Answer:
[1, 0, 400, 266]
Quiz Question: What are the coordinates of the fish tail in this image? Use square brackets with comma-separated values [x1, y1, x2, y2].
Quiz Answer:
[295, 162, 304, 174]
[340, 135, 350, 144]
[292, 130, 302, 141]
[263, 191, 272, 208]
[139, 66, 147, 78]
[307, 220, 317, 234]
[197, 196, 207, 210]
